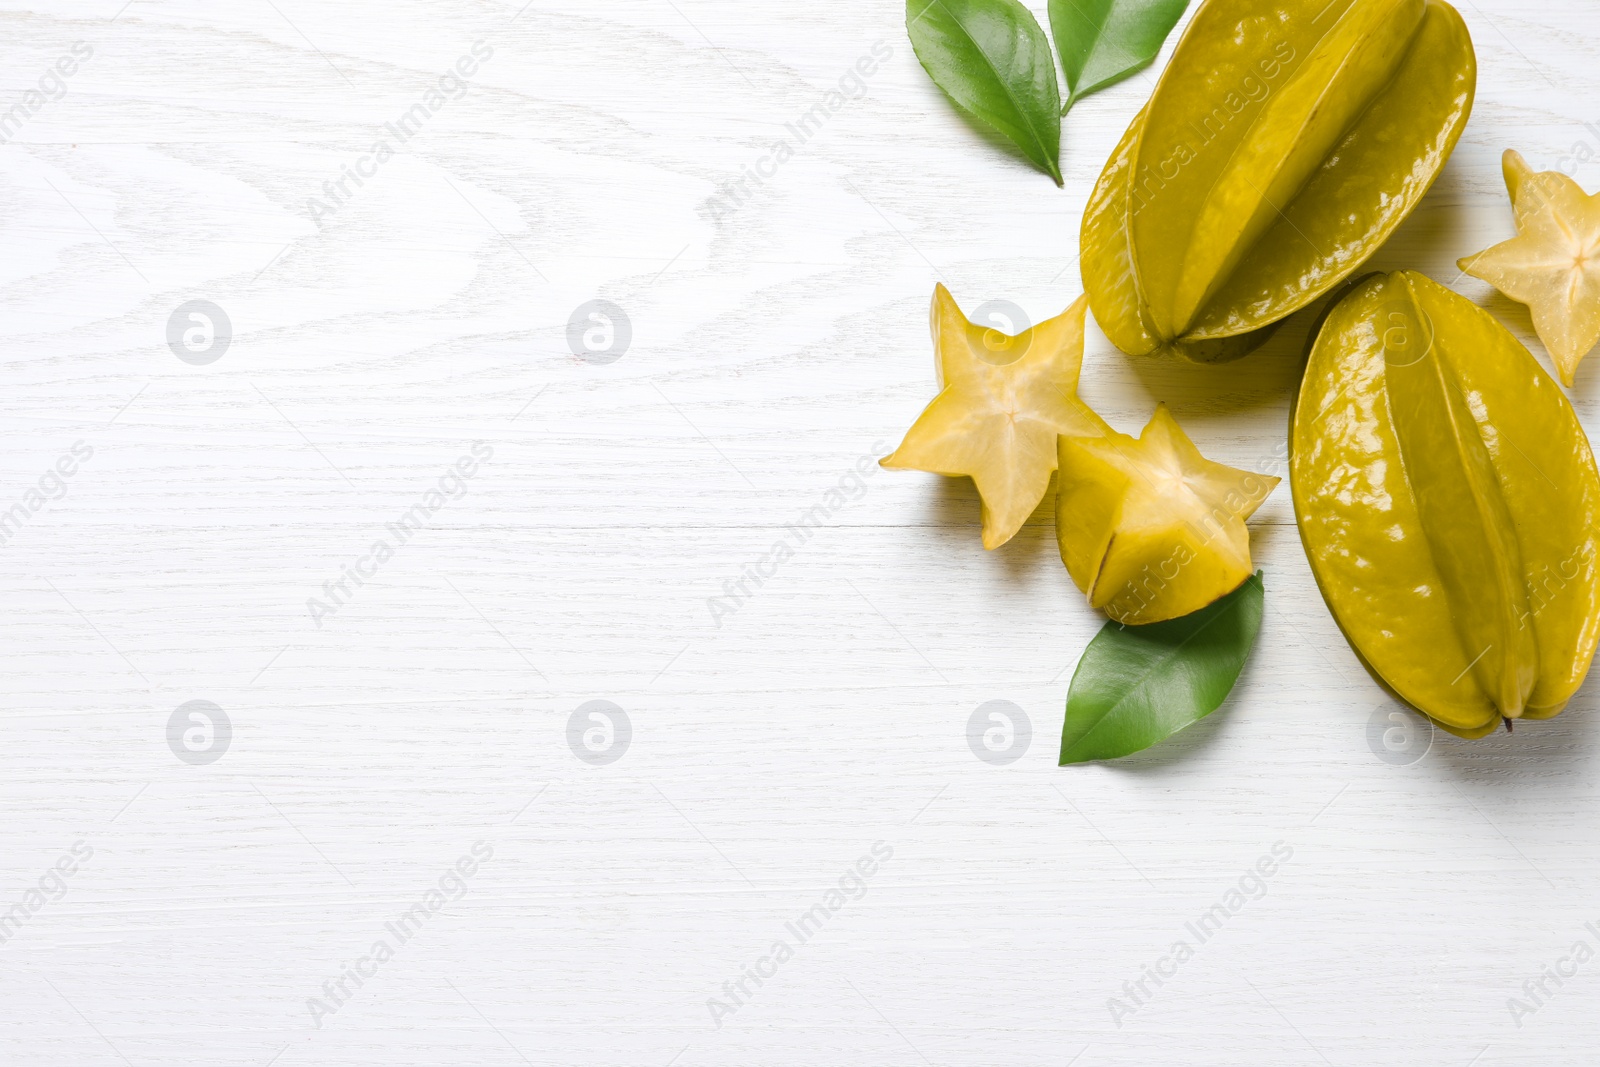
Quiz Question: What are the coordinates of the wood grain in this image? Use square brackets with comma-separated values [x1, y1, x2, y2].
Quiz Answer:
[0, 1, 1597, 1064]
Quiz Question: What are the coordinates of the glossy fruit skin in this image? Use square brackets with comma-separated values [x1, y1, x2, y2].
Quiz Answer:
[1081, 0, 1476, 362]
[1290, 271, 1600, 737]
[1056, 404, 1276, 626]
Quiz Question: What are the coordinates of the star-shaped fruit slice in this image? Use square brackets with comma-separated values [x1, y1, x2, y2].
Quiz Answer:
[1459, 149, 1600, 386]
[881, 285, 1111, 549]
[1056, 404, 1277, 625]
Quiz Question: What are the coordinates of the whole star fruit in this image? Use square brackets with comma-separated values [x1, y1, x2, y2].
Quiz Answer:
[1291, 270, 1600, 738]
[1081, 0, 1476, 362]
[1056, 403, 1277, 625]
[1459, 149, 1600, 387]
[881, 285, 1113, 550]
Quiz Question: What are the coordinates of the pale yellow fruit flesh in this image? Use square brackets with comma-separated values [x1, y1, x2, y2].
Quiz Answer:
[1057, 405, 1276, 625]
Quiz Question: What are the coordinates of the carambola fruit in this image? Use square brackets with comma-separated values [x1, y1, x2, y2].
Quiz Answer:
[1080, 0, 1476, 362]
[1290, 271, 1600, 737]
[1057, 404, 1277, 625]
[881, 285, 1111, 549]
[1459, 149, 1600, 387]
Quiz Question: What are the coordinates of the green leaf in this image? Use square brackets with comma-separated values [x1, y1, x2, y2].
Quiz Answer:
[1059, 572, 1263, 764]
[907, 0, 1063, 184]
[1048, 0, 1190, 114]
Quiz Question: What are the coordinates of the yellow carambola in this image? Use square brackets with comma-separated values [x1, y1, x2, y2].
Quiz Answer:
[1081, 0, 1475, 362]
[880, 285, 1110, 549]
[1291, 271, 1600, 737]
[1057, 405, 1276, 625]
[1459, 150, 1600, 387]
[882, 285, 1276, 622]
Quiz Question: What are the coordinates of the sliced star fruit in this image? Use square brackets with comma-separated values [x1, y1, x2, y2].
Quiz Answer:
[881, 285, 1110, 550]
[1459, 149, 1600, 387]
[1056, 404, 1277, 624]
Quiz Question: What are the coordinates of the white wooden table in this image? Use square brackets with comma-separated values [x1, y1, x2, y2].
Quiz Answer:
[0, 1, 1595, 1063]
